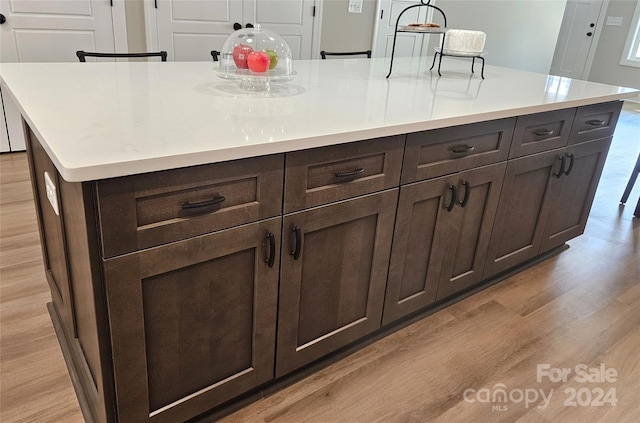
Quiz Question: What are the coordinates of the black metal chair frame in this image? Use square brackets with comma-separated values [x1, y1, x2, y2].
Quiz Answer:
[320, 50, 371, 59]
[76, 51, 167, 62]
[620, 151, 640, 218]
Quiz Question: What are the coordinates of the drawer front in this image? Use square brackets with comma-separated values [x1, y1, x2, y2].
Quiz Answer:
[509, 108, 575, 158]
[569, 101, 622, 145]
[284, 135, 404, 213]
[97, 154, 284, 258]
[402, 118, 515, 184]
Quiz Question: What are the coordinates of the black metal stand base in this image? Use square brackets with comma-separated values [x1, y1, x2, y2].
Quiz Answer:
[429, 51, 485, 79]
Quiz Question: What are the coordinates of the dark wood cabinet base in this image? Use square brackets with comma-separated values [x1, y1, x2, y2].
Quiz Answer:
[48, 302, 99, 423]
[50, 242, 569, 423]
[33, 101, 620, 423]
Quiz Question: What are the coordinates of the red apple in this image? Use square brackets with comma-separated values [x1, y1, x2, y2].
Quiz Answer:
[233, 44, 253, 69]
[247, 51, 270, 73]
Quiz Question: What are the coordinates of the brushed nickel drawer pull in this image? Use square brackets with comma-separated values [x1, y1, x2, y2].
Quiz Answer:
[335, 167, 365, 178]
[586, 119, 605, 126]
[181, 195, 225, 210]
[450, 145, 475, 154]
[534, 129, 554, 137]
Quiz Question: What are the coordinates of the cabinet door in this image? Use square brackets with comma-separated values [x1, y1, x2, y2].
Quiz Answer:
[28, 135, 75, 337]
[436, 162, 506, 300]
[277, 190, 398, 376]
[483, 149, 562, 278]
[539, 137, 611, 252]
[382, 175, 452, 325]
[383, 162, 506, 323]
[103, 218, 280, 423]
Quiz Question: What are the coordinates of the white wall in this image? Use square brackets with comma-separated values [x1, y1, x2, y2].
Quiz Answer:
[320, 0, 377, 54]
[427, 0, 567, 74]
[588, 0, 640, 90]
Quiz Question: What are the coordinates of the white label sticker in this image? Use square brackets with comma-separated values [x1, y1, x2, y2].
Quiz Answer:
[44, 171, 59, 216]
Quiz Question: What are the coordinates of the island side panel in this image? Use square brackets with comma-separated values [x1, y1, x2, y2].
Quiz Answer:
[26, 125, 115, 423]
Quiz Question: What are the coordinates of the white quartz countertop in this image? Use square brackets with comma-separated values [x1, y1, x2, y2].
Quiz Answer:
[0, 57, 636, 182]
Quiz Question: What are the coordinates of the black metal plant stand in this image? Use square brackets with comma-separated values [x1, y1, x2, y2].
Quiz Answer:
[386, 0, 485, 79]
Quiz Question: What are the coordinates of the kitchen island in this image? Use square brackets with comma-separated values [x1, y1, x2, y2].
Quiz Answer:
[1, 58, 636, 423]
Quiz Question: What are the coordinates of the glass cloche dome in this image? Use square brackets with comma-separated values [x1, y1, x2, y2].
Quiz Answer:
[217, 25, 294, 91]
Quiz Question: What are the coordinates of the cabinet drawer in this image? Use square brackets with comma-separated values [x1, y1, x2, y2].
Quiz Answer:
[402, 118, 515, 184]
[569, 101, 622, 145]
[509, 108, 575, 158]
[284, 136, 404, 213]
[97, 154, 284, 258]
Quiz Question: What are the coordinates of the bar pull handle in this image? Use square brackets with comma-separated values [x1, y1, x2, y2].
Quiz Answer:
[181, 195, 225, 210]
[564, 153, 575, 176]
[586, 119, 605, 126]
[335, 167, 365, 178]
[446, 185, 457, 212]
[459, 181, 470, 207]
[450, 145, 475, 154]
[266, 233, 276, 268]
[291, 226, 302, 260]
[554, 155, 566, 179]
[534, 129, 554, 137]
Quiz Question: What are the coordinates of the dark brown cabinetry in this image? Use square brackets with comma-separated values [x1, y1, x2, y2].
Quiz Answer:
[402, 118, 515, 184]
[103, 218, 281, 423]
[483, 148, 561, 277]
[96, 155, 284, 258]
[277, 190, 398, 376]
[383, 163, 505, 324]
[484, 101, 621, 278]
[27, 102, 622, 423]
[539, 137, 611, 252]
[509, 108, 575, 158]
[284, 136, 404, 213]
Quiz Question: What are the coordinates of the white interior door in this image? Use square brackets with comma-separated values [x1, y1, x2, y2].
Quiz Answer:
[372, 0, 432, 58]
[0, 0, 120, 152]
[154, 0, 243, 61]
[0, 0, 117, 63]
[550, 0, 603, 79]
[246, 0, 315, 59]
[152, 0, 315, 61]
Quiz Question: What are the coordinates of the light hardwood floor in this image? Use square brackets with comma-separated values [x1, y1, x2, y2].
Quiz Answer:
[1, 103, 638, 423]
